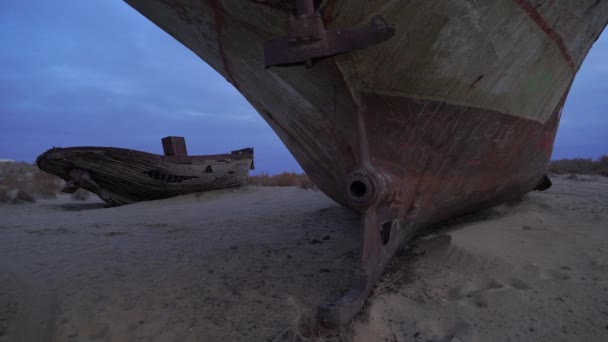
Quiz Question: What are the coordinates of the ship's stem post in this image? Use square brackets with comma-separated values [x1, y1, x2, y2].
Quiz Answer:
[296, 0, 314, 17]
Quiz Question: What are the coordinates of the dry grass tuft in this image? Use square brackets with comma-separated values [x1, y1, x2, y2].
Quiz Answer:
[549, 155, 608, 176]
[249, 172, 316, 190]
[0, 162, 63, 203]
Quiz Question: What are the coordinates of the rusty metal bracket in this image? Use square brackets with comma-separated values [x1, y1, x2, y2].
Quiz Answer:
[264, 0, 395, 68]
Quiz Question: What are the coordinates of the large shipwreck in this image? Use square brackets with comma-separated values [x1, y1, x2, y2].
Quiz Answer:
[124, 0, 608, 326]
[37, 136, 254, 206]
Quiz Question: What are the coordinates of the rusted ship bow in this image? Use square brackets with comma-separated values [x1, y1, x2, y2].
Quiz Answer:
[124, 0, 608, 327]
[37, 136, 254, 206]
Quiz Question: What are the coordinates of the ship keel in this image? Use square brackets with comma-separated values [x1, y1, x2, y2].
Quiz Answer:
[318, 209, 407, 327]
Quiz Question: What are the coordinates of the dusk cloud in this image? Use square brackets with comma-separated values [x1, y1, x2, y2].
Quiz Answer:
[0, 0, 297, 173]
[0, 1, 606, 172]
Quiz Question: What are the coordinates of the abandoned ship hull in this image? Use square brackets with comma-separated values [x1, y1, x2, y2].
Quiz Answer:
[124, 0, 608, 326]
[37, 147, 254, 206]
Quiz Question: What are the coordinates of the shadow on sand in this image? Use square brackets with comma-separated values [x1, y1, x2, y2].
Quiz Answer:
[425, 196, 528, 236]
[58, 202, 106, 212]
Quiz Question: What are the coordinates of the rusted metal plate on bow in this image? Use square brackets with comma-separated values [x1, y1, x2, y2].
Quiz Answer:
[264, 0, 395, 67]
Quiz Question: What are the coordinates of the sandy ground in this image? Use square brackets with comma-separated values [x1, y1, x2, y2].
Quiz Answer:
[0, 175, 607, 342]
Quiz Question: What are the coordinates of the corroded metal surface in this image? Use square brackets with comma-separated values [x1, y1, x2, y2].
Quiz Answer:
[37, 137, 254, 206]
[123, 0, 608, 327]
[264, 0, 395, 67]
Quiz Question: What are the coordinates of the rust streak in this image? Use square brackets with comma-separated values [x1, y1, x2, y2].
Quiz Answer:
[322, 0, 338, 25]
[204, 0, 240, 89]
[469, 74, 484, 89]
[512, 0, 575, 71]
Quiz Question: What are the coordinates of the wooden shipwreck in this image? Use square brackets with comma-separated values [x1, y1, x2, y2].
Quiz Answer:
[124, 0, 608, 327]
[36, 137, 254, 206]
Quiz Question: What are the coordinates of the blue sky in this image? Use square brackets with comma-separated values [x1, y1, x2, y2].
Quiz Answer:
[0, 1, 606, 173]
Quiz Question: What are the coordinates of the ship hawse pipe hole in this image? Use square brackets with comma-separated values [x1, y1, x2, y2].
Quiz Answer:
[380, 221, 392, 245]
[349, 180, 367, 199]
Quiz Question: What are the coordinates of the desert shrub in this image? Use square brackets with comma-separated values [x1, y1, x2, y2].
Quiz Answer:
[248, 172, 316, 190]
[0, 162, 62, 202]
[549, 158, 594, 174]
[30, 169, 62, 198]
[71, 189, 91, 201]
[595, 155, 608, 176]
[0, 188, 35, 204]
[0, 187, 8, 203]
[15, 189, 35, 203]
[549, 155, 608, 176]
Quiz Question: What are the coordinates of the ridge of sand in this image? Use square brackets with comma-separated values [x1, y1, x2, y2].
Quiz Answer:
[0, 176, 607, 341]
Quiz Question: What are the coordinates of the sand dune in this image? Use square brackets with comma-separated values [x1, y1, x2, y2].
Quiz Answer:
[355, 175, 608, 341]
[0, 175, 607, 341]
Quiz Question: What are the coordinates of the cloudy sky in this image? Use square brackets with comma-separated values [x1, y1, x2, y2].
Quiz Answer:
[0, 1, 606, 173]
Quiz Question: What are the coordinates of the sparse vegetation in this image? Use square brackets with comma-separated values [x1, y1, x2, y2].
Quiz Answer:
[549, 155, 608, 176]
[0, 162, 62, 203]
[15, 189, 36, 203]
[248, 172, 316, 190]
